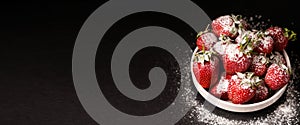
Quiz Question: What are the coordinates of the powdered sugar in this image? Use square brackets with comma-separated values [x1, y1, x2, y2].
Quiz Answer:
[262, 36, 273, 49]
[243, 15, 271, 30]
[231, 75, 238, 80]
[240, 81, 251, 89]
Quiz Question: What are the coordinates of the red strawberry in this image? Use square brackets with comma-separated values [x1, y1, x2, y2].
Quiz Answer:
[196, 32, 218, 51]
[249, 55, 268, 76]
[250, 81, 269, 103]
[193, 51, 220, 88]
[228, 72, 259, 104]
[223, 44, 252, 74]
[254, 35, 274, 54]
[212, 15, 238, 38]
[210, 73, 232, 100]
[212, 15, 249, 38]
[265, 64, 290, 90]
[266, 26, 288, 51]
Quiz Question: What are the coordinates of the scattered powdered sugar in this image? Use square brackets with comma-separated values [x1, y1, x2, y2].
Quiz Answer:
[243, 15, 271, 30]
[179, 51, 299, 124]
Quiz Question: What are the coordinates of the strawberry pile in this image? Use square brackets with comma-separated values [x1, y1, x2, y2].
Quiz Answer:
[193, 15, 297, 104]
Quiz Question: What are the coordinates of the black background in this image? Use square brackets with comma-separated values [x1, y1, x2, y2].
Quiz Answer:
[0, 1, 299, 125]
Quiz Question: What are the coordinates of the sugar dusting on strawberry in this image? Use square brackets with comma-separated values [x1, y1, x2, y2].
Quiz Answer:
[249, 54, 268, 76]
[212, 15, 238, 38]
[223, 44, 252, 74]
[210, 73, 231, 100]
[265, 64, 290, 90]
[266, 26, 289, 51]
[227, 72, 260, 104]
[254, 34, 274, 54]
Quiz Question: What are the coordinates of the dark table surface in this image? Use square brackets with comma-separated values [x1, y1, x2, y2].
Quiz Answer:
[1, 1, 300, 125]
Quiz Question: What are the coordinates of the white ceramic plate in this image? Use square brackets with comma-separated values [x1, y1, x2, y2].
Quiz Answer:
[191, 47, 291, 112]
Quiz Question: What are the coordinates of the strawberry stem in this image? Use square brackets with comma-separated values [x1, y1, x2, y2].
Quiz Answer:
[237, 72, 262, 88]
[205, 24, 210, 31]
[194, 50, 213, 64]
[239, 32, 254, 55]
[284, 28, 297, 41]
[196, 24, 210, 38]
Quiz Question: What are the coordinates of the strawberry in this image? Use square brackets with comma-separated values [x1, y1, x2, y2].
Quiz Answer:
[249, 54, 268, 76]
[265, 26, 287, 51]
[196, 32, 218, 51]
[253, 32, 274, 54]
[210, 73, 232, 100]
[249, 81, 269, 103]
[228, 72, 260, 104]
[265, 26, 297, 51]
[265, 63, 290, 90]
[223, 44, 252, 74]
[193, 51, 220, 89]
[212, 15, 238, 38]
[212, 15, 249, 38]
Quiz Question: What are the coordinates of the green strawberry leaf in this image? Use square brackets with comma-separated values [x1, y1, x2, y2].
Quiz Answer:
[284, 28, 297, 41]
[194, 50, 213, 65]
